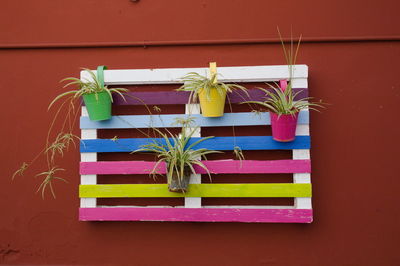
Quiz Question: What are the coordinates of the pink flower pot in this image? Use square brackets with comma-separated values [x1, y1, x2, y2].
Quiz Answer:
[270, 112, 299, 142]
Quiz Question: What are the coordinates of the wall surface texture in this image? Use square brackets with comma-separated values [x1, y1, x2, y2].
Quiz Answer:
[1, 0, 399, 265]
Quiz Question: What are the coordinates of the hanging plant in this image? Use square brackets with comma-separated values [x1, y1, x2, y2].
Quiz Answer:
[133, 121, 221, 192]
[243, 28, 325, 142]
[11, 66, 131, 198]
[244, 81, 323, 141]
[177, 63, 248, 117]
[50, 66, 128, 121]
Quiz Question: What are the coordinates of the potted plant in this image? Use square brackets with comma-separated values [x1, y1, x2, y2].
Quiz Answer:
[49, 66, 128, 121]
[12, 66, 130, 198]
[242, 29, 324, 142]
[177, 63, 248, 117]
[243, 81, 323, 142]
[133, 124, 221, 192]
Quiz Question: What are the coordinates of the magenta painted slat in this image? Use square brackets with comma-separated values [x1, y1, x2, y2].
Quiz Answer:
[112, 88, 308, 105]
[80, 159, 311, 175]
[80, 161, 158, 175]
[197, 160, 311, 174]
[79, 208, 313, 223]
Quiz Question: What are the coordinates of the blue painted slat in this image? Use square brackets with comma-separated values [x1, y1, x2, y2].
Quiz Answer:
[80, 136, 310, 153]
[80, 111, 309, 129]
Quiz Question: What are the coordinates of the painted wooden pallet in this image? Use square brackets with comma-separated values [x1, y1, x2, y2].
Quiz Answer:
[79, 64, 313, 223]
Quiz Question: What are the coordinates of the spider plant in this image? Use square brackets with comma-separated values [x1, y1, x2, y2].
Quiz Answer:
[243, 82, 324, 116]
[277, 26, 300, 84]
[11, 67, 147, 199]
[49, 69, 127, 109]
[177, 72, 248, 117]
[49, 68, 128, 121]
[241, 28, 325, 142]
[35, 167, 68, 199]
[46, 132, 80, 163]
[244, 27, 324, 115]
[133, 126, 221, 192]
[12, 94, 81, 198]
[177, 72, 248, 102]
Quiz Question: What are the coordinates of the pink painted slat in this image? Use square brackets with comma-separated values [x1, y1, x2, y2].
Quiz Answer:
[80, 160, 311, 175]
[79, 161, 159, 175]
[198, 160, 311, 174]
[79, 208, 313, 223]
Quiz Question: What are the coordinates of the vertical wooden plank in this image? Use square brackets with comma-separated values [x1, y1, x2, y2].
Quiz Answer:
[293, 123, 312, 209]
[296, 125, 309, 136]
[184, 62, 214, 208]
[80, 106, 97, 208]
[184, 104, 202, 208]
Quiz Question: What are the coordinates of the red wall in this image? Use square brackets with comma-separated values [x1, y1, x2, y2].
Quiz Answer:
[1, 1, 400, 265]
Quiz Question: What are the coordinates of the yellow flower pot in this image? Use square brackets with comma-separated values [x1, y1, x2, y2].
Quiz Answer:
[198, 88, 226, 117]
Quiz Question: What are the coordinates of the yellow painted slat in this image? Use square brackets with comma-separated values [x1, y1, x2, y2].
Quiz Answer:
[79, 183, 311, 198]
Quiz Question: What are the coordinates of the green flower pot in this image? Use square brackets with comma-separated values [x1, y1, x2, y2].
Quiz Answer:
[83, 91, 112, 121]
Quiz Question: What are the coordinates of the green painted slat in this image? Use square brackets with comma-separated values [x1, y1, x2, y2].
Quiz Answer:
[79, 183, 311, 198]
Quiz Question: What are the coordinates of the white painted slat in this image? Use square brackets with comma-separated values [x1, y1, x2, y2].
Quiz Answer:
[81, 65, 308, 85]
[293, 149, 312, 209]
[184, 104, 202, 208]
[296, 109, 310, 136]
[293, 149, 310, 160]
[296, 125, 310, 136]
[81, 130, 97, 140]
[290, 78, 308, 88]
[294, 173, 311, 183]
[80, 106, 97, 208]
[293, 107, 312, 209]
[294, 198, 312, 209]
